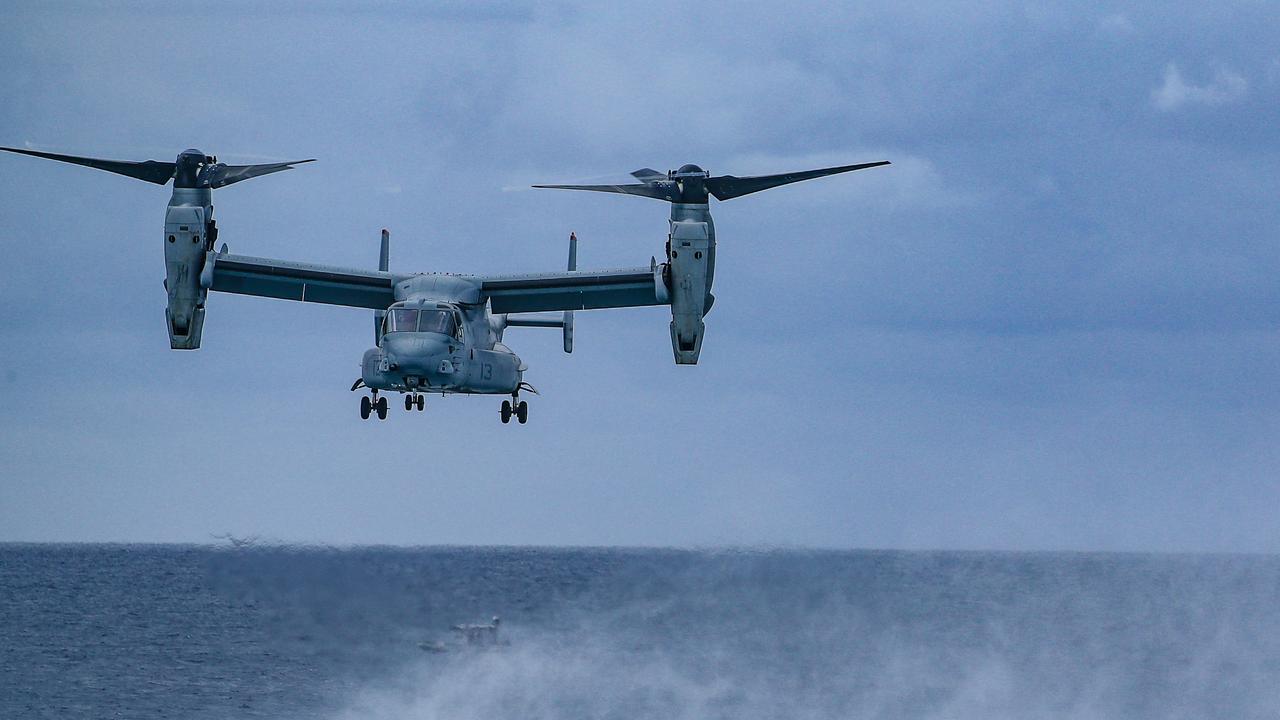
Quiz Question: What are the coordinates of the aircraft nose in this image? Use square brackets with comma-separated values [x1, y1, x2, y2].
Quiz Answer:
[382, 333, 454, 375]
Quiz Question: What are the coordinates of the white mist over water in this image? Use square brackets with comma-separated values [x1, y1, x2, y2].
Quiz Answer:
[333, 620, 1270, 720]
[327, 550, 1280, 720]
[3, 546, 1276, 719]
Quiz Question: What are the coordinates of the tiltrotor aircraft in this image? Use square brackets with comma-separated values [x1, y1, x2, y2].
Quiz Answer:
[1, 146, 887, 423]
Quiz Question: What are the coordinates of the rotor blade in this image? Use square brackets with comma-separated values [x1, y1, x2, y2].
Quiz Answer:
[0, 146, 175, 185]
[703, 160, 890, 201]
[630, 168, 666, 183]
[532, 182, 679, 201]
[204, 159, 315, 189]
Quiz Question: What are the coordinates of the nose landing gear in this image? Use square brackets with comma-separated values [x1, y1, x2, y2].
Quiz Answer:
[500, 395, 529, 425]
[360, 391, 388, 420]
[404, 393, 425, 412]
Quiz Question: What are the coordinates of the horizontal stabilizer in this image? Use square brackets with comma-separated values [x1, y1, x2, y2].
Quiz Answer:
[504, 315, 567, 328]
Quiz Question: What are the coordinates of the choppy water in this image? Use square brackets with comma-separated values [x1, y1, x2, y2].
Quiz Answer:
[1, 545, 1278, 719]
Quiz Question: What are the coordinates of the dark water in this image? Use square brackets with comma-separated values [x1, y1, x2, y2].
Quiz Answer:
[2, 545, 1279, 719]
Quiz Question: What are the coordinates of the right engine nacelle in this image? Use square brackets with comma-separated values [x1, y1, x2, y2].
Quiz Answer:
[164, 203, 209, 349]
[667, 220, 711, 364]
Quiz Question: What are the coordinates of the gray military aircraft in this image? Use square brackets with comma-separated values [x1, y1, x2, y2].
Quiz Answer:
[1, 146, 887, 423]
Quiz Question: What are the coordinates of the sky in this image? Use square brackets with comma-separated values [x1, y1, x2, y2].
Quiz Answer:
[1, 1, 1278, 551]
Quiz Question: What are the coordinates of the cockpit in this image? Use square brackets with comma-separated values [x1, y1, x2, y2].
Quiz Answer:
[383, 303, 461, 338]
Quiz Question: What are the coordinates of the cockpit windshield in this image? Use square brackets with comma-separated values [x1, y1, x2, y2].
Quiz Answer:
[389, 308, 419, 333]
[418, 309, 456, 336]
[385, 306, 459, 336]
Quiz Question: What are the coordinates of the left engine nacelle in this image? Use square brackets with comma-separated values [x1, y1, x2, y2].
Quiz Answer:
[164, 204, 209, 349]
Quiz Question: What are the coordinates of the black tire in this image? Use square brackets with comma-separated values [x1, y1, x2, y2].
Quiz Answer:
[376, 396, 388, 420]
[416, 395, 425, 411]
[405, 394, 413, 411]
[500, 400, 512, 424]
[516, 401, 528, 424]
[360, 396, 371, 420]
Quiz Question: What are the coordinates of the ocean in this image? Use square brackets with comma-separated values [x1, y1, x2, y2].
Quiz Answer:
[1, 545, 1278, 719]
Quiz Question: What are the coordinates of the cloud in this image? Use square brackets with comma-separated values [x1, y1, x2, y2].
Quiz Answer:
[1151, 63, 1247, 111]
[1097, 13, 1134, 36]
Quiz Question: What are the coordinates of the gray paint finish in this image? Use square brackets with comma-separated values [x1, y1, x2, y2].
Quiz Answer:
[3, 138, 881, 421]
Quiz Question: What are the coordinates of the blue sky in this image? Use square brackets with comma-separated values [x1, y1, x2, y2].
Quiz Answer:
[1, 2, 1278, 550]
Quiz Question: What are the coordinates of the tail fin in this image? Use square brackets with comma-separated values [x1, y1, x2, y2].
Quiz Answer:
[563, 232, 576, 353]
[374, 229, 390, 344]
[499, 233, 577, 352]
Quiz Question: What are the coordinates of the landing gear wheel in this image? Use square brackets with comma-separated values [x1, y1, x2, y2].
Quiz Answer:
[360, 396, 371, 420]
[415, 395, 425, 411]
[405, 394, 414, 411]
[500, 400, 512, 424]
[376, 396, 388, 420]
[516, 401, 528, 424]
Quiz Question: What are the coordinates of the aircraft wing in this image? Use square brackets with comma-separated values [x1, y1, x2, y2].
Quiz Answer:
[207, 254, 396, 310]
[480, 267, 666, 314]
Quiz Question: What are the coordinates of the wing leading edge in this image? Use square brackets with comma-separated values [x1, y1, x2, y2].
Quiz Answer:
[208, 254, 396, 310]
[207, 254, 666, 314]
[481, 267, 666, 314]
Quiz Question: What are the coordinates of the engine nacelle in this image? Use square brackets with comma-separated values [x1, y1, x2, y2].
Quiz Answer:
[164, 203, 209, 349]
[667, 220, 711, 364]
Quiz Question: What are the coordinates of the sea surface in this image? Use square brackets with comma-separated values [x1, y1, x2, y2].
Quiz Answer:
[1, 545, 1278, 719]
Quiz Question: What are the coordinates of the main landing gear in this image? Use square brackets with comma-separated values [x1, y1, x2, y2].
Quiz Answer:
[404, 393, 425, 412]
[360, 390, 388, 421]
[500, 395, 528, 425]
